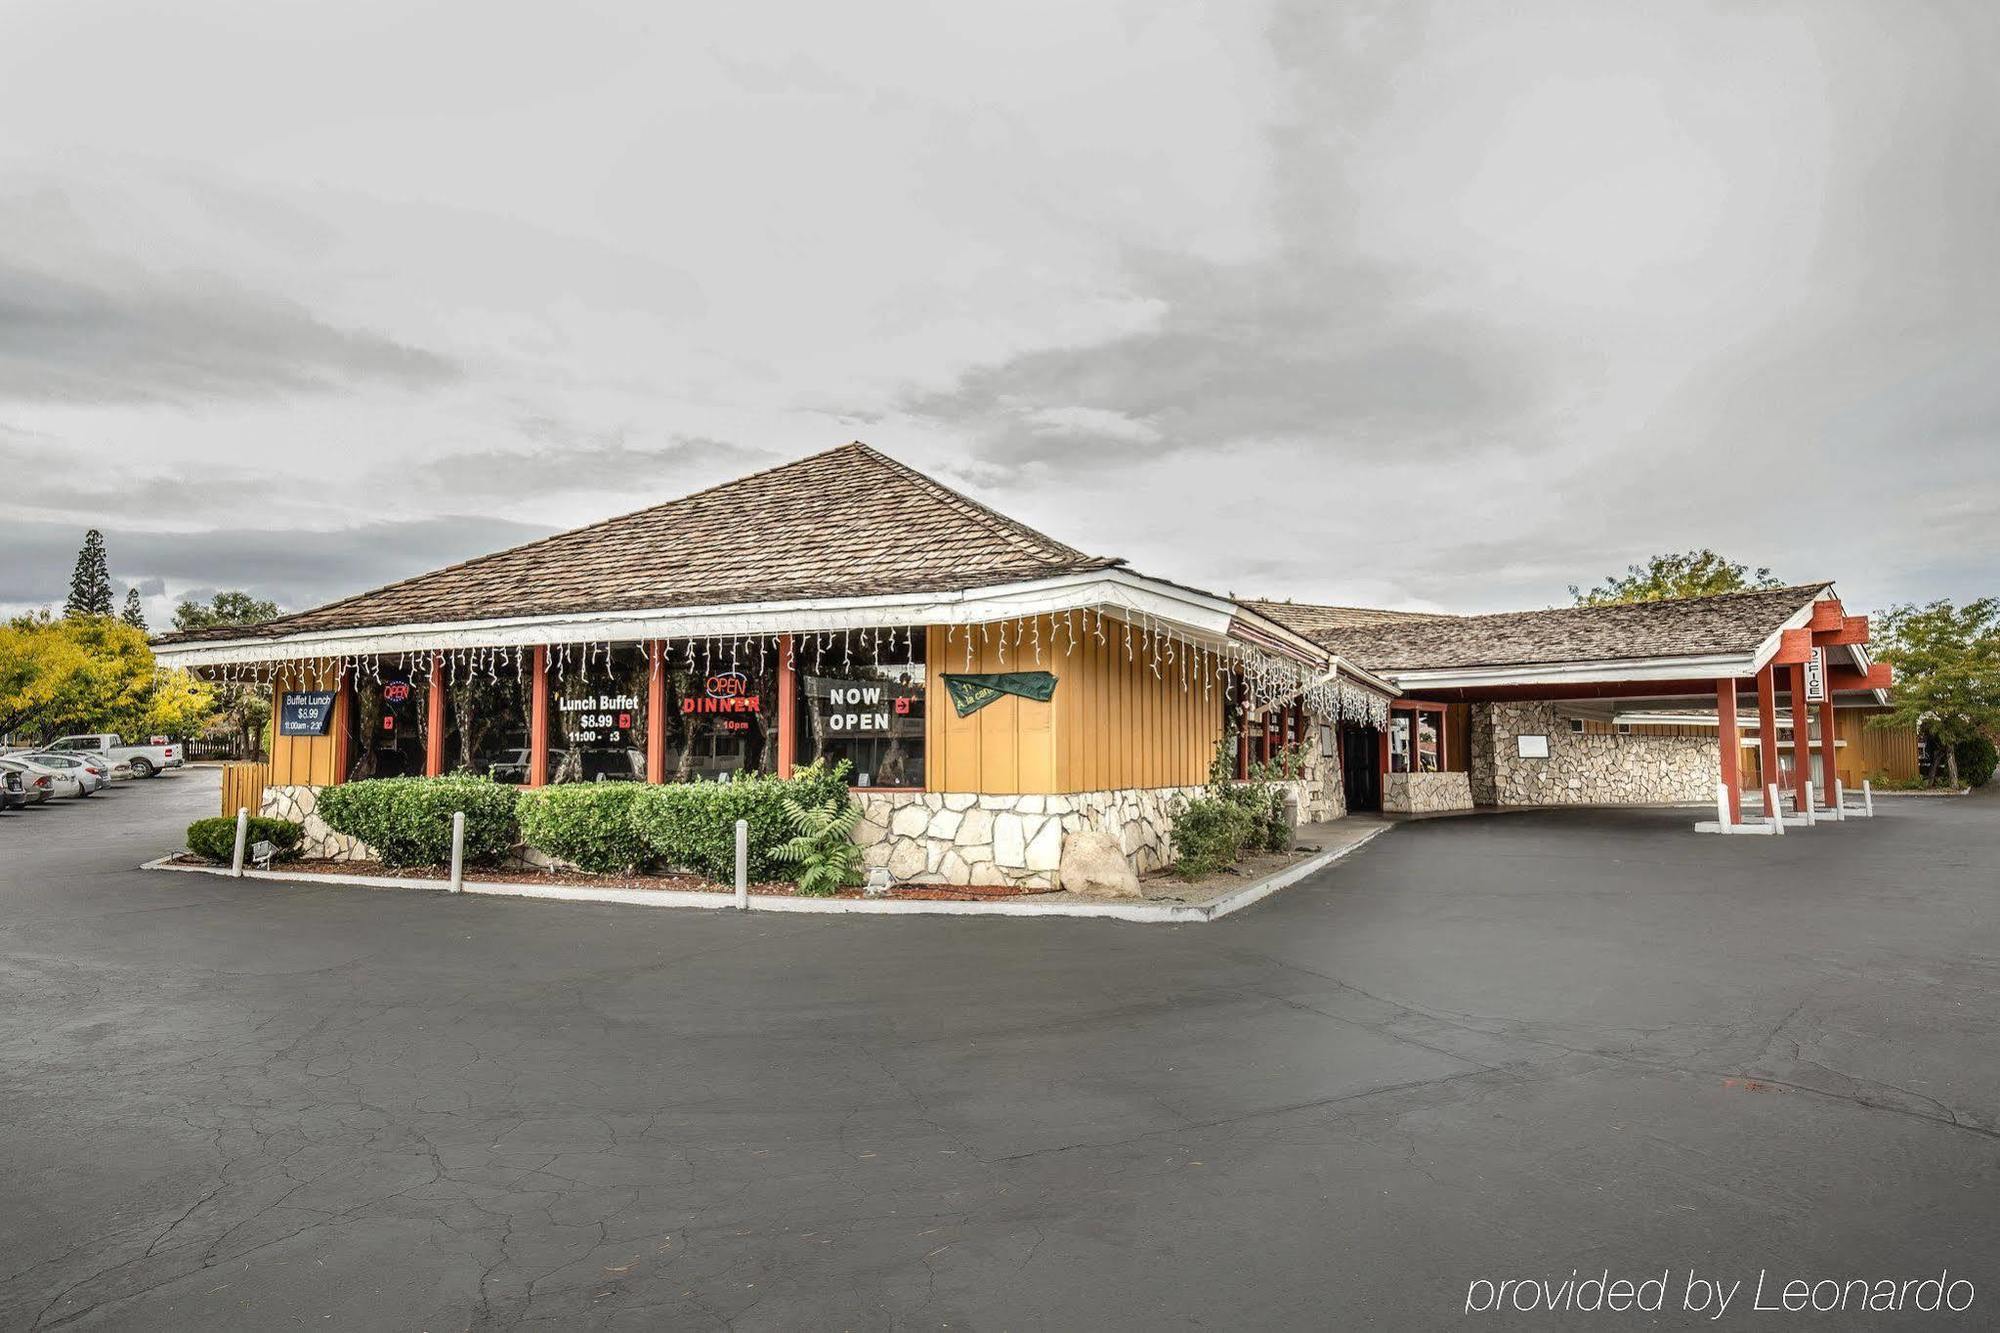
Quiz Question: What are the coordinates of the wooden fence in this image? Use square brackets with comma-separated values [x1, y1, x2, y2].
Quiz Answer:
[220, 761, 270, 818]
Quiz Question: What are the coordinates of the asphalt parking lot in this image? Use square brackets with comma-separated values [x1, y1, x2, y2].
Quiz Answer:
[2, 770, 1996, 1329]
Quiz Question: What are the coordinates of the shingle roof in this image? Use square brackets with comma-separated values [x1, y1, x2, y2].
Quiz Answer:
[1237, 599, 1455, 635]
[1254, 584, 1829, 673]
[160, 443, 1118, 643]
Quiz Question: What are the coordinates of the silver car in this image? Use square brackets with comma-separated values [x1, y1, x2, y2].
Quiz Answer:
[20, 752, 110, 795]
[2, 756, 84, 799]
[0, 758, 55, 805]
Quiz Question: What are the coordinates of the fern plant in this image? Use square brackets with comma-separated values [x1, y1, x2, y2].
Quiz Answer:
[770, 795, 865, 897]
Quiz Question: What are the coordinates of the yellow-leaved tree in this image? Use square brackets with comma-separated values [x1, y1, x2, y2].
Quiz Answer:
[0, 612, 215, 743]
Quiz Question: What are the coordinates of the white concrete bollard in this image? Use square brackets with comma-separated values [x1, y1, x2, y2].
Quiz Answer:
[230, 807, 249, 877]
[1715, 780, 1731, 828]
[1803, 781, 1816, 827]
[1864, 779, 1874, 817]
[734, 818, 749, 910]
[449, 811, 466, 894]
[1832, 778, 1846, 820]
[1766, 784, 1785, 835]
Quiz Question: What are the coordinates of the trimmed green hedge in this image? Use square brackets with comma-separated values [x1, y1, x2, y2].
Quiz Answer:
[317, 775, 519, 868]
[186, 816, 302, 864]
[513, 761, 853, 882]
[515, 782, 652, 873]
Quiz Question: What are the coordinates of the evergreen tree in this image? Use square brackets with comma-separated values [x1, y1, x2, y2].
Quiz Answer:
[65, 529, 114, 618]
[121, 588, 148, 631]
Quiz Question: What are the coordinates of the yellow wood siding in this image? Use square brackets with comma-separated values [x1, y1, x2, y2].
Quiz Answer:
[1051, 622, 1219, 794]
[267, 663, 346, 787]
[927, 624, 1054, 796]
[925, 619, 1221, 796]
[220, 761, 270, 817]
[1835, 707, 1919, 785]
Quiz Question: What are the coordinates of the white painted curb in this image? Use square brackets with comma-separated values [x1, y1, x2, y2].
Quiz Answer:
[138, 825, 1391, 924]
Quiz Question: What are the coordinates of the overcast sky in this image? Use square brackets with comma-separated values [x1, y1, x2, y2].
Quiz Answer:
[2, 0, 1994, 628]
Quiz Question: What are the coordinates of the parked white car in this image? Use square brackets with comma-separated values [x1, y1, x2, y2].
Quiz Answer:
[41, 733, 182, 778]
[1, 755, 84, 799]
[18, 752, 110, 795]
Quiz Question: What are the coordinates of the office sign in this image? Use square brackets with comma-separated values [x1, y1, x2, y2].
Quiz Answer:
[1804, 648, 1827, 703]
[277, 690, 337, 737]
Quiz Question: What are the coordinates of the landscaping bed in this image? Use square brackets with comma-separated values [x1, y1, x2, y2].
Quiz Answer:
[160, 852, 1047, 901]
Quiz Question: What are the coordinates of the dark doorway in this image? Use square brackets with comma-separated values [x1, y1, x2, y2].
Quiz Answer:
[1340, 722, 1381, 813]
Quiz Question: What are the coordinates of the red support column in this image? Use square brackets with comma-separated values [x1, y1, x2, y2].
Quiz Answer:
[1756, 665, 1779, 804]
[776, 632, 798, 779]
[424, 650, 445, 777]
[1818, 695, 1838, 801]
[646, 641, 666, 783]
[1236, 702, 1250, 780]
[332, 669, 353, 785]
[1378, 727, 1390, 776]
[1789, 662, 1811, 809]
[1716, 678, 1741, 825]
[529, 646, 549, 788]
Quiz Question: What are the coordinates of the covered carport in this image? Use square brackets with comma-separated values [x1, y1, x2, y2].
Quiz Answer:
[1251, 584, 1895, 828]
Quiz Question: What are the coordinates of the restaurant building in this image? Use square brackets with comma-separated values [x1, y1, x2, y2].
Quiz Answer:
[157, 444, 1395, 887]
[156, 442, 1900, 883]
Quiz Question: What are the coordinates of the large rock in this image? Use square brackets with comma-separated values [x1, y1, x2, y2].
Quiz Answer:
[1058, 830, 1140, 897]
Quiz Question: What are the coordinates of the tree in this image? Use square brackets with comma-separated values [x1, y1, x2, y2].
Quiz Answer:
[1871, 598, 2000, 788]
[121, 588, 148, 631]
[171, 590, 281, 757]
[172, 590, 280, 633]
[1571, 550, 1784, 606]
[0, 613, 213, 742]
[65, 529, 114, 618]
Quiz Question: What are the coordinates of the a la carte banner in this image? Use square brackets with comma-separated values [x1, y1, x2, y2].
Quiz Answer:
[277, 690, 337, 737]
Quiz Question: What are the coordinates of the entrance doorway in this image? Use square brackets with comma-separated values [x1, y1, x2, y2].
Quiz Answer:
[1340, 722, 1381, 813]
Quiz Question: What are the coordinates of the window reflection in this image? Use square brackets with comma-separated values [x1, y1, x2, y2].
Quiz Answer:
[795, 627, 924, 789]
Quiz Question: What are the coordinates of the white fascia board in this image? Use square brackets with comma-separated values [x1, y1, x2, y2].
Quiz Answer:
[1332, 657, 1400, 697]
[1746, 591, 1826, 675]
[151, 568, 1247, 669]
[1383, 651, 1760, 692]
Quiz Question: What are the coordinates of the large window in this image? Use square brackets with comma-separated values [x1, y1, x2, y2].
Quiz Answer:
[345, 667, 429, 780]
[546, 644, 649, 784]
[795, 626, 925, 789]
[444, 653, 534, 783]
[664, 638, 779, 781]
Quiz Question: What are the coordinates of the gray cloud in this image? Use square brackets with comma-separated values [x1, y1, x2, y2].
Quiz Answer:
[0, 259, 457, 403]
[0, 516, 552, 616]
[408, 421, 776, 499]
[0, 190, 456, 404]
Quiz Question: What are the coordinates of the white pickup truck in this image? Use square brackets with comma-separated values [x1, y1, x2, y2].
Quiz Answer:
[42, 733, 184, 778]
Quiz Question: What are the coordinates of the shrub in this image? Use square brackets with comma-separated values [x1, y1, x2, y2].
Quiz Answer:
[1219, 782, 1291, 853]
[317, 775, 519, 868]
[1954, 736, 1997, 788]
[770, 795, 865, 896]
[516, 783, 651, 872]
[1170, 794, 1254, 880]
[630, 760, 854, 882]
[186, 815, 302, 864]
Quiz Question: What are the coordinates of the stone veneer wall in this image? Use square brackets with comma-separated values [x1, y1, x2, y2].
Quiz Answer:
[1468, 702, 1719, 807]
[1382, 771, 1475, 814]
[262, 784, 375, 861]
[267, 734, 1349, 888]
[852, 787, 1206, 890]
